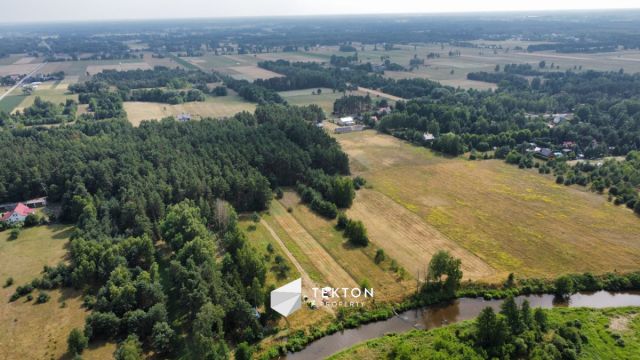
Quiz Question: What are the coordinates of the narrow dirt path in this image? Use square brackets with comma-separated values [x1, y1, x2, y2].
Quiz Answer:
[260, 219, 333, 314]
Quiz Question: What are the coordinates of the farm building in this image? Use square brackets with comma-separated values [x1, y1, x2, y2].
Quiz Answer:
[177, 113, 192, 122]
[423, 132, 436, 142]
[0, 197, 47, 211]
[534, 148, 554, 160]
[335, 125, 365, 134]
[338, 116, 355, 126]
[0, 203, 35, 224]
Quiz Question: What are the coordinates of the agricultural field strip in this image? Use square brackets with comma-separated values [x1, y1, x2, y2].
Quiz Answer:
[260, 219, 332, 313]
[270, 201, 359, 295]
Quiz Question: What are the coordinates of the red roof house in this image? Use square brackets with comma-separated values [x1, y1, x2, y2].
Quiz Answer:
[0, 203, 35, 223]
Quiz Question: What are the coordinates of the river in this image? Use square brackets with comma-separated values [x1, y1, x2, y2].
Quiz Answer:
[285, 290, 640, 360]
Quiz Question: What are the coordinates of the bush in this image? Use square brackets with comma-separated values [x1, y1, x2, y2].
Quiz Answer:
[9, 228, 20, 240]
[24, 213, 41, 227]
[374, 249, 386, 264]
[336, 213, 349, 230]
[235, 342, 253, 360]
[353, 176, 367, 190]
[345, 219, 369, 247]
[36, 291, 51, 304]
[67, 328, 88, 355]
[3, 277, 13, 288]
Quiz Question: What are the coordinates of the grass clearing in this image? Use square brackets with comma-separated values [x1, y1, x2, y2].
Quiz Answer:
[334, 129, 640, 281]
[223, 65, 284, 81]
[124, 93, 256, 126]
[86, 62, 152, 75]
[239, 215, 300, 286]
[0, 94, 26, 113]
[12, 86, 79, 113]
[279, 88, 344, 114]
[270, 197, 358, 291]
[0, 225, 115, 360]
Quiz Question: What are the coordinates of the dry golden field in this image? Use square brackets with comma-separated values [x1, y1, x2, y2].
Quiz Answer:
[123, 94, 256, 126]
[334, 129, 640, 281]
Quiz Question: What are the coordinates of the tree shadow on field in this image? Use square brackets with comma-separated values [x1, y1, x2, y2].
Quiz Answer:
[58, 339, 114, 360]
[51, 225, 74, 240]
[57, 287, 83, 304]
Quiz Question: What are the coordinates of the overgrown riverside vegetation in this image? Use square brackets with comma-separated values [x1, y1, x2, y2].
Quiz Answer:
[330, 307, 640, 360]
[259, 250, 640, 359]
[0, 104, 354, 358]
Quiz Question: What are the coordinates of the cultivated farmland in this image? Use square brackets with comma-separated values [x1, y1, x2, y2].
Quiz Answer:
[278, 192, 414, 302]
[334, 129, 640, 281]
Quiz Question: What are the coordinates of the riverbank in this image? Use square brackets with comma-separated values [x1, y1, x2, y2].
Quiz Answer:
[329, 306, 640, 359]
[257, 271, 640, 359]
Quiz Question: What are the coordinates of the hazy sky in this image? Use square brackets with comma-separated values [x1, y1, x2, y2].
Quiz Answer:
[2, 0, 640, 23]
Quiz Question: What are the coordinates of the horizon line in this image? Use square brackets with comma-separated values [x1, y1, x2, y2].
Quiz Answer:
[2, 7, 640, 26]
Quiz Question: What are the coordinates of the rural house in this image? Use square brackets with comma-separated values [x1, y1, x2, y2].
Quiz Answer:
[0, 203, 35, 224]
[338, 116, 355, 126]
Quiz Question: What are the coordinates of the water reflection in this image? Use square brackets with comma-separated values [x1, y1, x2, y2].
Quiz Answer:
[285, 291, 640, 360]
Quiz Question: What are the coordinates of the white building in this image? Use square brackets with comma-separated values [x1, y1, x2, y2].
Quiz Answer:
[338, 116, 355, 126]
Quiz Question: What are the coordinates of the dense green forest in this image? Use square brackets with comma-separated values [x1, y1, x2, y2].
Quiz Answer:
[0, 105, 351, 358]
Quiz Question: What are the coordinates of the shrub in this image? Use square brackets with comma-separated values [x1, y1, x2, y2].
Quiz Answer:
[353, 176, 367, 190]
[24, 213, 41, 227]
[9, 228, 20, 240]
[235, 342, 253, 360]
[36, 291, 51, 304]
[345, 219, 369, 247]
[67, 328, 88, 355]
[336, 212, 349, 230]
[3, 277, 14, 288]
[374, 249, 386, 264]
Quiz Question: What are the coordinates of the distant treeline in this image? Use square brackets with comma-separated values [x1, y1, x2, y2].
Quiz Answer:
[92, 66, 219, 90]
